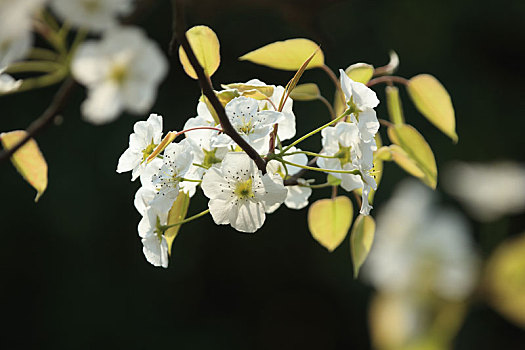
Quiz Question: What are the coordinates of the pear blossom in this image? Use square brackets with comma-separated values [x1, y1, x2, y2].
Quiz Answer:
[339, 69, 379, 112]
[244, 79, 296, 141]
[318, 122, 377, 215]
[117, 113, 163, 181]
[138, 205, 169, 268]
[444, 161, 525, 222]
[72, 27, 168, 124]
[0, 0, 44, 68]
[212, 96, 283, 154]
[363, 180, 479, 301]
[266, 147, 312, 211]
[148, 139, 193, 212]
[0, 68, 22, 93]
[50, 0, 133, 32]
[201, 152, 287, 233]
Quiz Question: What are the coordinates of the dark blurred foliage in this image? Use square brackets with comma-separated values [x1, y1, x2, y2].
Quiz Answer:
[1, 0, 525, 348]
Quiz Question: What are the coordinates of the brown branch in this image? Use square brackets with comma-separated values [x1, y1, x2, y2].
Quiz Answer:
[170, 0, 267, 173]
[0, 78, 76, 163]
[283, 157, 318, 186]
[367, 75, 409, 87]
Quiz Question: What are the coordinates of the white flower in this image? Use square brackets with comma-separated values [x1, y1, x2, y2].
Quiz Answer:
[50, 0, 133, 32]
[244, 79, 296, 141]
[138, 205, 169, 268]
[318, 122, 377, 214]
[201, 152, 287, 233]
[444, 161, 525, 222]
[266, 147, 312, 212]
[0, 68, 22, 93]
[148, 139, 193, 212]
[117, 113, 163, 181]
[212, 96, 283, 154]
[0, 0, 43, 68]
[72, 27, 168, 124]
[362, 179, 479, 301]
[339, 69, 379, 112]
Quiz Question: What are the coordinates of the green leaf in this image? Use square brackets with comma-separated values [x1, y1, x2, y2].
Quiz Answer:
[327, 174, 341, 186]
[334, 62, 374, 115]
[388, 124, 437, 189]
[289, 83, 321, 101]
[239, 38, 324, 71]
[350, 214, 376, 277]
[308, 196, 353, 252]
[407, 74, 457, 142]
[179, 25, 220, 79]
[1, 130, 48, 202]
[485, 232, 525, 329]
[385, 85, 405, 125]
[165, 192, 190, 255]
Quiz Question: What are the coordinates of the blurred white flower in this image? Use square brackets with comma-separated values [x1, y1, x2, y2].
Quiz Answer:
[212, 96, 283, 154]
[444, 161, 525, 222]
[201, 152, 287, 233]
[72, 27, 168, 124]
[117, 113, 163, 181]
[363, 179, 479, 301]
[50, 0, 133, 32]
[0, 68, 22, 93]
[0, 0, 44, 68]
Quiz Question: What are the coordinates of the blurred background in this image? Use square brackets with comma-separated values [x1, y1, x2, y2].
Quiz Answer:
[1, 0, 525, 348]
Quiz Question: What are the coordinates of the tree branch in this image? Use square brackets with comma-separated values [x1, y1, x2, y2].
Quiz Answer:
[0, 78, 76, 163]
[170, 0, 267, 173]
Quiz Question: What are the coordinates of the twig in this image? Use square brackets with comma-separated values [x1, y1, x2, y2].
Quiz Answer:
[0, 78, 76, 163]
[284, 157, 318, 186]
[367, 75, 409, 87]
[171, 0, 267, 173]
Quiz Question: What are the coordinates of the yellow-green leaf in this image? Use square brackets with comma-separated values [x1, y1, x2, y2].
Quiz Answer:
[388, 124, 437, 189]
[389, 145, 425, 179]
[334, 63, 374, 115]
[165, 192, 190, 255]
[1, 130, 47, 201]
[221, 83, 274, 100]
[485, 232, 525, 329]
[179, 25, 220, 79]
[327, 174, 341, 186]
[308, 196, 353, 252]
[215, 89, 240, 107]
[290, 83, 320, 101]
[147, 131, 177, 163]
[407, 74, 457, 142]
[385, 85, 405, 125]
[346, 63, 374, 84]
[350, 214, 375, 277]
[239, 38, 324, 71]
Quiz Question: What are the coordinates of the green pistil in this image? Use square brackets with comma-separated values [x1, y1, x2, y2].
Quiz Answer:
[202, 148, 222, 168]
[234, 178, 254, 199]
[109, 63, 128, 85]
[334, 143, 352, 167]
[141, 139, 158, 163]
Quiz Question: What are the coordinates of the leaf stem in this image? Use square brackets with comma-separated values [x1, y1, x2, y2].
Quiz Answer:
[321, 64, 345, 107]
[161, 209, 210, 230]
[280, 159, 359, 175]
[318, 95, 336, 119]
[282, 110, 349, 154]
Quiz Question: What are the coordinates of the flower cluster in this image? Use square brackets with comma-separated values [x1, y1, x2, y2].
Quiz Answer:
[117, 72, 381, 267]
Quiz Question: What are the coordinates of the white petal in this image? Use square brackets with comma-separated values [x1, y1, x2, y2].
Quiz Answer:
[134, 186, 155, 215]
[201, 167, 230, 200]
[260, 172, 287, 211]
[360, 185, 373, 215]
[142, 235, 169, 268]
[230, 200, 265, 233]
[81, 82, 122, 124]
[208, 198, 233, 225]
[285, 185, 312, 210]
[357, 108, 379, 142]
[116, 148, 140, 174]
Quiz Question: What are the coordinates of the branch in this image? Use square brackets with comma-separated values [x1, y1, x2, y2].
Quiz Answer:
[0, 78, 76, 163]
[170, 0, 267, 173]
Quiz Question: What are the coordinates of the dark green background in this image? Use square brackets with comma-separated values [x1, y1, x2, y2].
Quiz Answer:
[2, 0, 525, 348]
